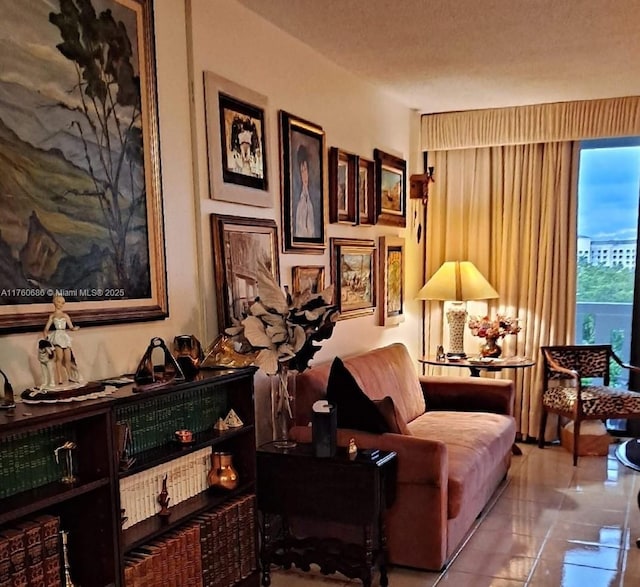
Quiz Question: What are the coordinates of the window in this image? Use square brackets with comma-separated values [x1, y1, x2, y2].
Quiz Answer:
[576, 138, 640, 389]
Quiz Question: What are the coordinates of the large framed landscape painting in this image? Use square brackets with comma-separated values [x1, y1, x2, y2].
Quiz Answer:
[0, 0, 167, 333]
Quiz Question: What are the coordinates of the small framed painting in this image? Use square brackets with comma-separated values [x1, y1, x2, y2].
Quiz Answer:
[329, 147, 357, 224]
[374, 149, 407, 227]
[280, 111, 326, 253]
[211, 214, 279, 329]
[292, 266, 325, 296]
[357, 156, 376, 225]
[378, 236, 405, 326]
[330, 238, 376, 320]
[204, 71, 271, 207]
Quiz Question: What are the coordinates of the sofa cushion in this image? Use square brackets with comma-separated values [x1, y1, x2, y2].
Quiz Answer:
[374, 396, 411, 435]
[342, 343, 426, 423]
[326, 357, 390, 434]
[408, 411, 516, 519]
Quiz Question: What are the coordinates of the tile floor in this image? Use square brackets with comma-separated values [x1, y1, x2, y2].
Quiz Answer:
[269, 440, 640, 587]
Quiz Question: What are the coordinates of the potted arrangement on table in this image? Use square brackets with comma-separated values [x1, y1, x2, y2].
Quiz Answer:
[467, 314, 521, 358]
[225, 261, 339, 447]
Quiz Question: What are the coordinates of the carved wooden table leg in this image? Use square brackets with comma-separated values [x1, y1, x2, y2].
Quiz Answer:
[261, 513, 272, 586]
[362, 524, 373, 587]
[379, 515, 389, 587]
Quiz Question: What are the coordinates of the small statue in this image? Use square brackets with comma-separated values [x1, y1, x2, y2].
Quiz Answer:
[157, 474, 171, 517]
[37, 339, 56, 389]
[348, 437, 358, 460]
[42, 295, 83, 387]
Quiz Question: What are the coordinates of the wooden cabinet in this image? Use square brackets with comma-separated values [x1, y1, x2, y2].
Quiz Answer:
[257, 443, 397, 587]
[0, 367, 259, 587]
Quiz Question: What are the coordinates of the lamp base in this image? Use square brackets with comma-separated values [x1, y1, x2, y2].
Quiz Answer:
[446, 302, 468, 357]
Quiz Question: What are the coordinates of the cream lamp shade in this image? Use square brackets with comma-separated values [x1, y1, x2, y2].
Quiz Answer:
[417, 261, 498, 357]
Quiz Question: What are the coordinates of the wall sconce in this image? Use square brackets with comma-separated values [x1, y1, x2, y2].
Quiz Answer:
[410, 166, 435, 206]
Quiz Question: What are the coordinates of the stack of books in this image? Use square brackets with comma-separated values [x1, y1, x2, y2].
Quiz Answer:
[0, 514, 61, 587]
[0, 426, 76, 499]
[115, 388, 229, 457]
[120, 447, 211, 529]
[124, 522, 201, 586]
[123, 494, 256, 587]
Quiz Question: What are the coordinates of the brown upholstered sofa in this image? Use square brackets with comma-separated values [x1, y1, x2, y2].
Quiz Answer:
[290, 343, 516, 571]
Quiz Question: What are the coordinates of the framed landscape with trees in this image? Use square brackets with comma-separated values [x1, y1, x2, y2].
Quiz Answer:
[0, 0, 167, 333]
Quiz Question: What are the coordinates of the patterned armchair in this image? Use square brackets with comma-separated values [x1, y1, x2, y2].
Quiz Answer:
[539, 344, 640, 465]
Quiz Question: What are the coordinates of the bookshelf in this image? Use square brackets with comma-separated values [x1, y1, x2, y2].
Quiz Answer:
[0, 367, 259, 587]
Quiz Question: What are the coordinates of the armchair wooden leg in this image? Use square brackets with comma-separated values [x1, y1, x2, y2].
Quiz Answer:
[538, 411, 548, 449]
[573, 420, 581, 467]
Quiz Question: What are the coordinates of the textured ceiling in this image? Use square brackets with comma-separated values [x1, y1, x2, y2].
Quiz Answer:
[238, 0, 640, 114]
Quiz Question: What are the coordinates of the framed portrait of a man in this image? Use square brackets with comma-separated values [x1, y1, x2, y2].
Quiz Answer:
[279, 111, 326, 253]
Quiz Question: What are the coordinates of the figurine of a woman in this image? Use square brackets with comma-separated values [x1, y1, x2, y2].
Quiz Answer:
[43, 295, 80, 385]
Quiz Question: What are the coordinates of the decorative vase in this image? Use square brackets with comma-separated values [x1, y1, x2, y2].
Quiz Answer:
[480, 337, 502, 358]
[207, 451, 239, 491]
[271, 364, 297, 449]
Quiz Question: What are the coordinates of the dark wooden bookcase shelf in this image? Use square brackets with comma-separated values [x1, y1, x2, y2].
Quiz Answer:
[0, 367, 259, 587]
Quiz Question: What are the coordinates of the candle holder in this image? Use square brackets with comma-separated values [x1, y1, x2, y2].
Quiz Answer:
[61, 530, 76, 587]
[54, 441, 77, 484]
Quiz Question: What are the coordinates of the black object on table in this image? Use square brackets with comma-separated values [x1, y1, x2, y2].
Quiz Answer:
[257, 442, 397, 587]
[614, 438, 640, 547]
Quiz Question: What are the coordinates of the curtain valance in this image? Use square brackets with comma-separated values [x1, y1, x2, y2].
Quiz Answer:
[421, 96, 640, 151]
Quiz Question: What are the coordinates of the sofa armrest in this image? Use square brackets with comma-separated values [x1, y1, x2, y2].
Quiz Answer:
[289, 425, 448, 487]
[420, 375, 514, 416]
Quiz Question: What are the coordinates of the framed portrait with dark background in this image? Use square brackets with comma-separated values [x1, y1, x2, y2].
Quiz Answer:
[280, 111, 326, 253]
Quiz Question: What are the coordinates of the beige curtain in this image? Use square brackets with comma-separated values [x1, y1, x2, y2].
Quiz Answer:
[421, 96, 640, 438]
[425, 142, 577, 438]
[421, 96, 640, 439]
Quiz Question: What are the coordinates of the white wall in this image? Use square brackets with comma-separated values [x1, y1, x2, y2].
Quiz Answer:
[0, 0, 423, 395]
[189, 0, 423, 368]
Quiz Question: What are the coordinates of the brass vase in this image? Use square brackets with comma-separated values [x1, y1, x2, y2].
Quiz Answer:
[207, 451, 239, 491]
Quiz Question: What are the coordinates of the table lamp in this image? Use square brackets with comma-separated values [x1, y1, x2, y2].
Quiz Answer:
[417, 261, 498, 357]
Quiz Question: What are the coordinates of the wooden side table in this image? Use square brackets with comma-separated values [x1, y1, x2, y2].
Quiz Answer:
[257, 442, 397, 587]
